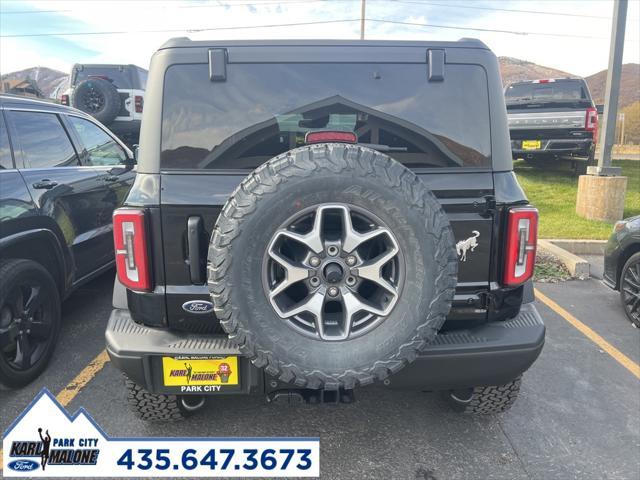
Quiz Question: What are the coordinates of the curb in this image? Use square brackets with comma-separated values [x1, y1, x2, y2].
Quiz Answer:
[538, 240, 590, 279]
[543, 239, 607, 256]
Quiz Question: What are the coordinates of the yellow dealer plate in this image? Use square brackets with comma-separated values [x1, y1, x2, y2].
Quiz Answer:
[522, 140, 541, 150]
[162, 356, 239, 386]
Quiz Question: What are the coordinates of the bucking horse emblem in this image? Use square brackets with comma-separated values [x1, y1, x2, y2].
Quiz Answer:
[456, 230, 480, 262]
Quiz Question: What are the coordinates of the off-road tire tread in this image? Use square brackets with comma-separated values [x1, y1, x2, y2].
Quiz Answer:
[208, 144, 457, 390]
[455, 376, 522, 414]
[125, 377, 186, 421]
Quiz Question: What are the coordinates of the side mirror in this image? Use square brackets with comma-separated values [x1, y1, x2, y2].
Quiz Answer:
[122, 145, 137, 168]
[596, 104, 604, 114]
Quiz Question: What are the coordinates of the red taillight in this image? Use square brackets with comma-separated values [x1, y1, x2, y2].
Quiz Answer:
[305, 131, 357, 144]
[61, 94, 69, 106]
[503, 207, 538, 287]
[532, 79, 555, 84]
[585, 107, 598, 143]
[134, 95, 143, 113]
[113, 209, 150, 291]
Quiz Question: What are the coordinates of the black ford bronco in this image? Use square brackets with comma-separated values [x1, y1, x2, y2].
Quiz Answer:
[105, 39, 545, 420]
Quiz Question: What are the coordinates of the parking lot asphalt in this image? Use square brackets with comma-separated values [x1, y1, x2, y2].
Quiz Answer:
[1, 269, 639, 480]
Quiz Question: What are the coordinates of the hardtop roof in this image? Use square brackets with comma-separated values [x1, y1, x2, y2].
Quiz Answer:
[158, 37, 489, 50]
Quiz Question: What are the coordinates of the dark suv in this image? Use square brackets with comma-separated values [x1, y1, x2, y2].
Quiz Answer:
[0, 94, 135, 387]
[106, 39, 545, 420]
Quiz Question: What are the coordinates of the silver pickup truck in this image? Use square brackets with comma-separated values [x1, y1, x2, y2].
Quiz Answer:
[506, 78, 598, 175]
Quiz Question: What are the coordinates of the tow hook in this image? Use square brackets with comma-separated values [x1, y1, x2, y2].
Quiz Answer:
[180, 395, 206, 411]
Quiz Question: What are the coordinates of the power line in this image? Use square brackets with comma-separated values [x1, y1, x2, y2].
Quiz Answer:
[387, 0, 609, 20]
[0, 16, 608, 40]
[2, 0, 631, 22]
[0, 19, 362, 38]
[0, 0, 330, 15]
[367, 18, 606, 39]
[1, 9, 72, 14]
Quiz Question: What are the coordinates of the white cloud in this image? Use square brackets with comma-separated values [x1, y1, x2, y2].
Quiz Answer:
[1, 0, 639, 77]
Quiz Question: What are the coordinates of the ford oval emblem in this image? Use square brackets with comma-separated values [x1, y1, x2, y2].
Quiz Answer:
[8, 459, 39, 472]
[182, 300, 214, 315]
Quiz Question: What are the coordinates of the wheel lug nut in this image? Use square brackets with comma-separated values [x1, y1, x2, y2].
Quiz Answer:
[309, 256, 321, 267]
[327, 286, 339, 297]
[327, 245, 339, 257]
[346, 276, 357, 286]
[309, 276, 320, 287]
[345, 255, 357, 266]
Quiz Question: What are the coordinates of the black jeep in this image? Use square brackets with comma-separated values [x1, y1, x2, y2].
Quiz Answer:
[105, 39, 545, 420]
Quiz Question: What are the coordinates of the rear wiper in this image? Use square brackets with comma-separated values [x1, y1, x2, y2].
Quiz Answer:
[359, 143, 408, 152]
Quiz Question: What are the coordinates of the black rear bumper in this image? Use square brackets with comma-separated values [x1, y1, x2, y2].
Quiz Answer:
[108, 119, 141, 135]
[105, 302, 544, 395]
[511, 138, 593, 159]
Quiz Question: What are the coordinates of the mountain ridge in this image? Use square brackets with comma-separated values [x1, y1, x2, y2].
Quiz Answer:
[2, 58, 638, 109]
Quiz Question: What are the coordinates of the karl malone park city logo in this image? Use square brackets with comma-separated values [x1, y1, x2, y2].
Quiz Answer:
[169, 361, 233, 384]
[3, 389, 103, 476]
[8, 427, 99, 471]
[3, 387, 320, 477]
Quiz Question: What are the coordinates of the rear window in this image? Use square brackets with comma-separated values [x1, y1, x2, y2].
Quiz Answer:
[505, 80, 590, 107]
[161, 63, 491, 170]
[72, 66, 133, 89]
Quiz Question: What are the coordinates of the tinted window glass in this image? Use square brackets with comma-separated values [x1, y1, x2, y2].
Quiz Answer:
[0, 114, 13, 169]
[505, 80, 589, 107]
[73, 66, 132, 89]
[10, 111, 78, 168]
[161, 63, 490, 170]
[68, 116, 126, 166]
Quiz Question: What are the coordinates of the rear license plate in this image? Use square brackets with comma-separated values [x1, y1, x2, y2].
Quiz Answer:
[522, 140, 541, 150]
[162, 356, 239, 386]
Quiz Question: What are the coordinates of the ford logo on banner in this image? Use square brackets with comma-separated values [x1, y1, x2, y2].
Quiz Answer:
[8, 459, 39, 472]
[182, 300, 214, 315]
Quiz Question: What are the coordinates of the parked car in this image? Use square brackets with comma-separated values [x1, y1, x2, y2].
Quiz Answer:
[604, 215, 640, 327]
[0, 94, 136, 387]
[61, 64, 147, 147]
[105, 38, 545, 421]
[505, 78, 598, 175]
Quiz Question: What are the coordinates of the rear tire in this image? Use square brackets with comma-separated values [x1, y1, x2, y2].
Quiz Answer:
[620, 252, 640, 328]
[209, 143, 457, 390]
[444, 376, 522, 414]
[125, 377, 201, 421]
[0, 259, 61, 388]
[72, 78, 121, 125]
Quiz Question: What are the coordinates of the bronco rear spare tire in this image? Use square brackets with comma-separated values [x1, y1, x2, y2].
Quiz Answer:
[72, 78, 121, 125]
[208, 144, 457, 389]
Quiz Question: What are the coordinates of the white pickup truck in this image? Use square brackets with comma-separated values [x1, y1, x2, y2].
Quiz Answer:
[505, 78, 598, 175]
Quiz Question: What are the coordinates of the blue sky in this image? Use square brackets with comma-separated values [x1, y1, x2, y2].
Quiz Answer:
[1, 0, 639, 77]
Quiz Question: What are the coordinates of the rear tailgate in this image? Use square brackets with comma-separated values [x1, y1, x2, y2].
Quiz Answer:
[159, 170, 494, 332]
[140, 44, 507, 333]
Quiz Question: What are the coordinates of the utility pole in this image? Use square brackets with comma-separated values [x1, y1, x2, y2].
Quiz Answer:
[576, 0, 628, 222]
[360, 0, 366, 40]
[589, 0, 627, 176]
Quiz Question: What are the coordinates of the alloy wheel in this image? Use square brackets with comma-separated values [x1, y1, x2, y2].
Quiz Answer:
[262, 204, 404, 341]
[0, 282, 53, 371]
[622, 259, 640, 325]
